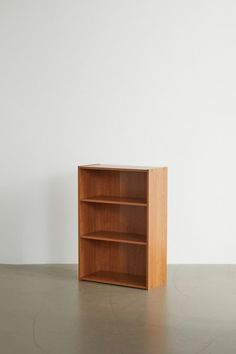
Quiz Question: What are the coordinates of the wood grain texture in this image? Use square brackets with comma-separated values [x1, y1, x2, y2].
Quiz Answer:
[78, 164, 167, 289]
[81, 230, 146, 245]
[80, 196, 146, 206]
[79, 239, 146, 283]
[80, 203, 146, 236]
[78, 167, 81, 279]
[79, 169, 147, 201]
[80, 164, 155, 171]
[82, 270, 146, 289]
[147, 168, 168, 289]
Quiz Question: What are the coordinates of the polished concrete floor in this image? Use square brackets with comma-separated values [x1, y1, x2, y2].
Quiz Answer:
[1, 265, 236, 354]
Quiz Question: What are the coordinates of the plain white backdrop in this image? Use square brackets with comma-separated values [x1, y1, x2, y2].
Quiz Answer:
[1, 0, 236, 263]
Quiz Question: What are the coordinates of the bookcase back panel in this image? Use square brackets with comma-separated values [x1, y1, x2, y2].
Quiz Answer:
[80, 169, 147, 200]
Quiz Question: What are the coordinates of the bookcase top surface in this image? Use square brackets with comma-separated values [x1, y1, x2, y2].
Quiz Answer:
[79, 164, 166, 171]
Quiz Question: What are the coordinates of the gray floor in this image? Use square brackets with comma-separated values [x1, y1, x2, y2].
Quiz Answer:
[1, 265, 236, 354]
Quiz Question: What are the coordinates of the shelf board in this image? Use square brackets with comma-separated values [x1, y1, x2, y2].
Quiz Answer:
[81, 270, 146, 289]
[81, 231, 147, 245]
[80, 164, 152, 171]
[80, 195, 147, 207]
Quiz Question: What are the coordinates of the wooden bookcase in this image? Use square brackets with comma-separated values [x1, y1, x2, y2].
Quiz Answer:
[78, 164, 167, 289]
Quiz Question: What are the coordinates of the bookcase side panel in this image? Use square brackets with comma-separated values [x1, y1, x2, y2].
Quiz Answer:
[78, 167, 82, 278]
[147, 168, 167, 289]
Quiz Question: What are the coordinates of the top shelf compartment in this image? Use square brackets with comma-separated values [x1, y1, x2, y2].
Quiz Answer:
[79, 168, 147, 205]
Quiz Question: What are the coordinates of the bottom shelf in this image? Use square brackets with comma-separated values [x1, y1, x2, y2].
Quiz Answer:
[81, 270, 146, 289]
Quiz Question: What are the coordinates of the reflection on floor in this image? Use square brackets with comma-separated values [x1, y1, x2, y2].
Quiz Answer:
[0, 264, 236, 354]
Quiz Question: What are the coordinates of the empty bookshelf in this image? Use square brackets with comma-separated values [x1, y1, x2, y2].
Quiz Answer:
[78, 164, 167, 289]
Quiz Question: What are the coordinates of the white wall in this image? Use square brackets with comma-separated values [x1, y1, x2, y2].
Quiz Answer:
[1, 0, 236, 263]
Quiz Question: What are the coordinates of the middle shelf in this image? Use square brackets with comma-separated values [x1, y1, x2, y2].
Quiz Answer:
[80, 202, 147, 240]
[81, 230, 147, 245]
[80, 195, 147, 206]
